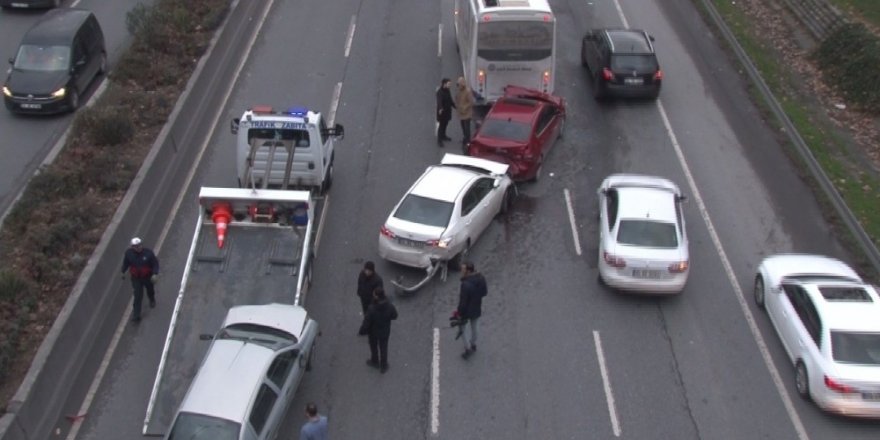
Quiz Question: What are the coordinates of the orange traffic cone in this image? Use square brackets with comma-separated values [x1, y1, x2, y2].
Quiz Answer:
[211, 202, 232, 248]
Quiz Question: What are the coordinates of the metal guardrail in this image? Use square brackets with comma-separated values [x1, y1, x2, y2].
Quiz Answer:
[699, 0, 880, 275]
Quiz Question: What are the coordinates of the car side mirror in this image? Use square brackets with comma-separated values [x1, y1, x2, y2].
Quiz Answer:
[7, 58, 13, 65]
[230, 118, 240, 135]
[291, 348, 301, 357]
[598, 188, 607, 195]
[649, 35, 656, 42]
[493, 178, 501, 188]
[676, 195, 688, 203]
[199, 334, 215, 341]
[584, 31, 594, 41]
[334, 123, 345, 140]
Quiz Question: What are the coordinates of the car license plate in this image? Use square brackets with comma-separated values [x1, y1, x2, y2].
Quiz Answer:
[624, 77, 644, 86]
[863, 392, 880, 401]
[397, 237, 424, 248]
[20, 103, 42, 109]
[632, 269, 661, 279]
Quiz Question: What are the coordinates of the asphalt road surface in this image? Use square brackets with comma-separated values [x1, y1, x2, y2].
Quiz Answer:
[0, 0, 147, 218]
[65, 0, 880, 439]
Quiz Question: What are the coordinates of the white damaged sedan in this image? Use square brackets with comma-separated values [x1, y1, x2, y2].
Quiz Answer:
[597, 174, 689, 294]
[378, 154, 513, 269]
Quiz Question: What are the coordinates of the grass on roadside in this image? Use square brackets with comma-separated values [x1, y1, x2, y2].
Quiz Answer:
[829, 0, 880, 29]
[702, 0, 880, 278]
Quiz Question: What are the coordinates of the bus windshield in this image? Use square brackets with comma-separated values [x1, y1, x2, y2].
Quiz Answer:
[477, 21, 553, 61]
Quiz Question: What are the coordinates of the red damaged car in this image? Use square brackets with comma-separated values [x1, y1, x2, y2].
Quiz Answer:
[467, 85, 566, 182]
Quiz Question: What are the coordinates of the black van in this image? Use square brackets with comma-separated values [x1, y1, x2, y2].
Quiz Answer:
[2, 8, 105, 114]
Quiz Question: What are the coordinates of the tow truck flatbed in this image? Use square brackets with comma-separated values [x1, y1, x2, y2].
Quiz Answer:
[143, 187, 320, 435]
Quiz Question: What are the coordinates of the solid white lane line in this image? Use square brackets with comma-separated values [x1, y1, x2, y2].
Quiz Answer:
[593, 330, 621, 437]
[563, 188, 582, 256]
[329, 82, 343, 127]
[609, 0, 810, 437]
[655, 102, 810, 440]
[344, 15, 356, 58]
[431, 327, 440, 435]
[438, 24, 443, 58]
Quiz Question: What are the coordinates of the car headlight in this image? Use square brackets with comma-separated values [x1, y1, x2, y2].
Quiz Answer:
[2, 86, 11, 98]
[51, 87, 66, 99]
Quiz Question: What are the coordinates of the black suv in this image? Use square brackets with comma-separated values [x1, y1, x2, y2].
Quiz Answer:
[581, 28, 662, 100]
[3, 8, 105, 114]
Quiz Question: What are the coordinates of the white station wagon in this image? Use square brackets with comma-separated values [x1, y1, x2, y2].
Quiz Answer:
[165, 303, 318, 440]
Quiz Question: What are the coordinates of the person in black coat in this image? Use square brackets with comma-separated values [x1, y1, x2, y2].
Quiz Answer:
[120, 237, 160, 323]
[357, 261, 384, 314]
[359, 287, 398, 373]
[435, 78, 456, 146]
[456, 261, 487, 359]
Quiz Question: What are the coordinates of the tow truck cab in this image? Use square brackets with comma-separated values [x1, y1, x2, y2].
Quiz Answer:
[231, 105, 344, 193]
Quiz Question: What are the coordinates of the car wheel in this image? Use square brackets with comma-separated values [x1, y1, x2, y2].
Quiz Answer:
[557, 116, 566, 140]
[321, 156, 334, 194]
[305, 344, 314, 371]
[98, 52, 107, 75]
[68, 89, 80, 111]
[795, 362, 810, 399]
[498, 187, 512, 217]
[529, 155, 544, 182]
[593, 75, 605, 101]
[449, 239, 471, 269]
[753, 275, 765, 309]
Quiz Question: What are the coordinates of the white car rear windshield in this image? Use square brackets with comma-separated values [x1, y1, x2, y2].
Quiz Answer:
[394, 194, 453, 228]
[168, 413, 240, 440]
[218, 323, 296, 350]
[831, 331, 880, 365]
[616, 219, 678, 248]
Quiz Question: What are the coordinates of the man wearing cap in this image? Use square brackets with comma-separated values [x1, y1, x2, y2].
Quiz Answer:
[121, 237, 160, 323]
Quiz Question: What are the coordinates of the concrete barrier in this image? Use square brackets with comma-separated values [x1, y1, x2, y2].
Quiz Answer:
[0, 1, 269, 438]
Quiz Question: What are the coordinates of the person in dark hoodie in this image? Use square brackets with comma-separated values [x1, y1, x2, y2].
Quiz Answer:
[359, 287, 398, 373]
[435, 77, 456, 146]
[357, 261, 384, 315]
[456, 261, 487, 359]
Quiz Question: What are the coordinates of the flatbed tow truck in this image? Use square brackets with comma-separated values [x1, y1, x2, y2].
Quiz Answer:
[142, 105, 342, 435]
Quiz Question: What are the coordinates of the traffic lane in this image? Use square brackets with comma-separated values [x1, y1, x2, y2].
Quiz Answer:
[72, 0, 352, 437]
[73, 206, 199, 440]
[276, 0, 450, 437]
[0, 0, 150, 216]
[432, 187, 615, 440]
[626, 0, 880, 436]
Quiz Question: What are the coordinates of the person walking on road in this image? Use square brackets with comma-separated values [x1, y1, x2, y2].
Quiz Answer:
[120, 237, 159, 323]
[299, 402, 328, 440]
[455, 76, 476, 150]
[357, 261, 384, 315]
[457, 261, 487, 359]
[359, 287, 398, 373]
[436, 78, 455, 146]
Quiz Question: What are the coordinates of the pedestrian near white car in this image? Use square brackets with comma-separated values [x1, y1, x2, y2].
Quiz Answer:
[596, 174, 689, 294]
[754, 254, 880, 418]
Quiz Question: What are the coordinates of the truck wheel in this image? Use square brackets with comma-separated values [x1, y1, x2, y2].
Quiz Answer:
[321, 158, 334, 194]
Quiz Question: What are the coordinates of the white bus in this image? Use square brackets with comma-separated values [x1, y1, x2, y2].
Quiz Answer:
[454, 0, 556, 103]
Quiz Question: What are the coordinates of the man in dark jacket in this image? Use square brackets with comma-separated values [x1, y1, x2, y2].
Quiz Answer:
[456, 261, 487, 359]
[359, 287, 398, 373]
[356, 261, 384, 315]
[436, 78, 455, 146]
[121, 237, 160, 323]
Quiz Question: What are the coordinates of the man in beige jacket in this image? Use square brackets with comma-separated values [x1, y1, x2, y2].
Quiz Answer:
[455, 77, 476, 150]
